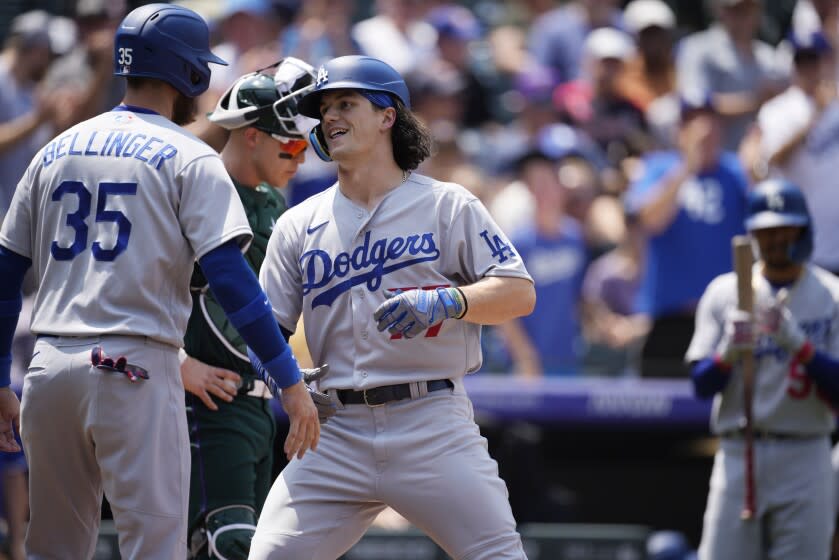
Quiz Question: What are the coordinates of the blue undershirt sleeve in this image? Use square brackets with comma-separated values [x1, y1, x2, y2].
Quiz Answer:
[199, 240, 300, 389]
[690, 358, 732, 399]
[0, 246, 31, 387]
[804, 350, 839, 406]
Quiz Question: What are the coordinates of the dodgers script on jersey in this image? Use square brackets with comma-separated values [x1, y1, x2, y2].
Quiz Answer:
[0, 106, 252, 347]
[686, 264, 839, 435]
[260, 173, 532, 390]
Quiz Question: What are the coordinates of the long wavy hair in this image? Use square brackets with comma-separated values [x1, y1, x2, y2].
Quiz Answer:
[386, 98, 433, 171]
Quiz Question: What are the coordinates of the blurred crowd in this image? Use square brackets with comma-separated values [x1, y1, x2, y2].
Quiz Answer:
[3, 0, 839, 375]
[1, 0, 838, 556]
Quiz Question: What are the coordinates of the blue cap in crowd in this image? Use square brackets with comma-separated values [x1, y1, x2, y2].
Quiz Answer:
[789, 30, 832, 59]
[427, 5, 482, 41]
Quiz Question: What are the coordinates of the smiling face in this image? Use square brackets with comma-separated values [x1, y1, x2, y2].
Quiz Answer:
[317, 89, 396, 162]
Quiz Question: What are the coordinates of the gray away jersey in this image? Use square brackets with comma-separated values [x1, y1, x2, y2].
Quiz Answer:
[686, 264, 839, 435]
[260, 173, 533, 391]
[0, 107, 252, 348]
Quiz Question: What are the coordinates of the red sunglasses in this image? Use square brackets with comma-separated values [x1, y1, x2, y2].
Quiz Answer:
[273, 136, 308, 159]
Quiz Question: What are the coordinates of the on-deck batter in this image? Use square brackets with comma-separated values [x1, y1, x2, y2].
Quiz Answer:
[249, 55, 536, 560]
[0, 5, 319, 558]
[686, 178, 839, 559]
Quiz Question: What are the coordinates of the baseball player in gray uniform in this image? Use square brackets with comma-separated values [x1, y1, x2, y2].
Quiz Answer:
[248, 55, 536, 560]
[686, 178, 839, 559]
[0, 5, 320, 559]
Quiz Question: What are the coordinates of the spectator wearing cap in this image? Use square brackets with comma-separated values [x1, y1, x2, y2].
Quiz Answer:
[676, 0, 789, 152]
[487, 115, 602, 236]
[793, 0, 839, 51]
[570, 28, 651, 169]
[625, 94, 748, 378]
[528, 0, 625, 84]
[426, 4, 494, 128]
[202, 0, 285, 113]
[750, 31, 839, 274]
[499, 153, 589, 377]
[619, 0, 677, 111]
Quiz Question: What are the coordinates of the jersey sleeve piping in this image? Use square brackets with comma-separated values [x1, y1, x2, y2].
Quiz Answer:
[192, 226, 254, 262]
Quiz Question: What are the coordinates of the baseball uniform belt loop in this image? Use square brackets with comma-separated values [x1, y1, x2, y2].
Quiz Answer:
[240, 379, 272, 399]
[338, 379, 453, 407]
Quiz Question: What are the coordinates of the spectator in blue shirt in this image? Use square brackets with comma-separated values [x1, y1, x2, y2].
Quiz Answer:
[501, 153, 589, 377]
[625, 93, 749, 377]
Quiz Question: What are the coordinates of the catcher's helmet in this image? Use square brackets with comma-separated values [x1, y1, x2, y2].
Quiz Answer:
[114, 3, 227, 98]
[746, 179, 813, 263]
[297, 55, 409, 161]
[208, 58, 319, 141]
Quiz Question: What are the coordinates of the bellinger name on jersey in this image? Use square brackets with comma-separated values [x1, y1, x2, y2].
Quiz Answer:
[42, 129, 179, 171]
[301, 230, 440, 308]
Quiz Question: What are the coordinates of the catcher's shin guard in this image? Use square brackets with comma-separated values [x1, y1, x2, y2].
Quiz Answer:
[189, 505, 258, 560]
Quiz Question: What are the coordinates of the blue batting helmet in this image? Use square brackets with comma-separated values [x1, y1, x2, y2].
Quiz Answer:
[297, 55, 410, 119]
[114, 3, 227, 98]
[746, 179, 813, 263]
[298, 56, 410, 161]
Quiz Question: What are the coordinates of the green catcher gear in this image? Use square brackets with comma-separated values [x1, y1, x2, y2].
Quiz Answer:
[207, 57, 318, 141]
[189, 505, 257, 560]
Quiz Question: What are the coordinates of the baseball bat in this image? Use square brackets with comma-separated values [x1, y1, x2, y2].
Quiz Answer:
[732, 235, 756, 520]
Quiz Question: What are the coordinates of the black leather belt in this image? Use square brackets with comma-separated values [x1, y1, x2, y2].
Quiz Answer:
[720, 429, 825, 441]
[337, 379, 454, 406]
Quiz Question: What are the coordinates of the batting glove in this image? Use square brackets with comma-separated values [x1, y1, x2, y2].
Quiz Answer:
[373, 287, 467, 339]
[716, 308, 754, 366]
[301, 364, 337, 424]
[755, 297, 809, 356]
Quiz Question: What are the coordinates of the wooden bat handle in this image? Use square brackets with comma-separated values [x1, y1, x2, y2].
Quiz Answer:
[732, 235, 756, 520]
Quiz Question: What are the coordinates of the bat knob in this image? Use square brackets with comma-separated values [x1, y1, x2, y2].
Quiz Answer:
[740, 508, 754, 521]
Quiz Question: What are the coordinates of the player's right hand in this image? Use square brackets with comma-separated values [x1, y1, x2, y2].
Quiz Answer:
[755, 293, 809, 355]
[717, 308, 754, 365]
[0, 387, 20, 453]
[181, 355, 241, 411]
[280, 381, 320, 461]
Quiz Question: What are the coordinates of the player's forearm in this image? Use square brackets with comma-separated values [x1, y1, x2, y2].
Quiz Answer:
[199, 241, 300, 388]
[637, 164, 691, 236]
[0, 112, 45, 154]
[0, 246, 30, 387]
[690, 357, 732, 399]
[767, 122, 814, 169]
[803, 350, 839, 406]
[457, 276, 535, 325]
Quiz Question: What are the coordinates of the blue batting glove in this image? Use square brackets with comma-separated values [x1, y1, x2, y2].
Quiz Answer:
[373, 287, 467, 339]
